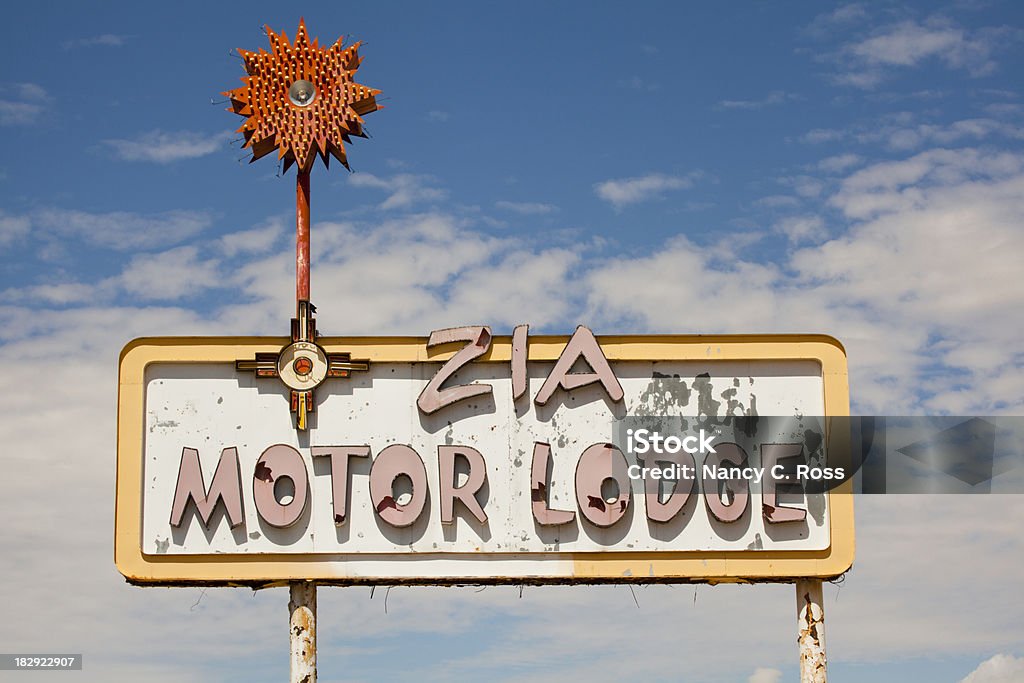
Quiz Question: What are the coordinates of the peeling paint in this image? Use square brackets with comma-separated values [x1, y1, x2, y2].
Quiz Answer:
[797, 580, 827, 683]
[693, 373, 722, 423]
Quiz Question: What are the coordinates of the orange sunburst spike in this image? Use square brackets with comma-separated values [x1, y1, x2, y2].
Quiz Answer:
[223, 20, 382, 172]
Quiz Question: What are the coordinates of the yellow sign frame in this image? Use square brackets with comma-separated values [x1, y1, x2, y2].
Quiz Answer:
[115, 333, 853, 586]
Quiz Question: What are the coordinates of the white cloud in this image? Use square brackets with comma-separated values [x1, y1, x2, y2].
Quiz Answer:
[594, 172, 699, 208]
[881, 118, 1024, 151]
[960, 654, 1024, 683]
[103, 130, 231, 163]
[62, 33, 127, 50]
[0, 211, 30, 245]
[818, 154, 863, 173]
[32, 208, 213, 250]
[805, 3, 869, 38]
[780, 174, 825, 198]
[618, 75, 661, 91]
[347, 173, 447, 210]
[802, 115, 1023, 153]
[118, 246, 221, 300]
[15, 83, 48, 101]
[218, 219, 283, 257]
[775, 215, 826, 243]
[0, 82, 49, 126]
[749, 668, 783, 683]
[717, 91, 796, 110]
[802, 128, 845, 144]
[494, 200, 558, 215]
[1, 282, 98, 305]
[834, 19, 1018, 87]
[754, 195, 802, 209]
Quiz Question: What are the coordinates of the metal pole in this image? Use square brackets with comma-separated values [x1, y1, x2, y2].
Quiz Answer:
[289, 581, 317, 683]
[796, 579, 827, 683]
[296, 169, 311, 308]
[292, 168, 316, 683]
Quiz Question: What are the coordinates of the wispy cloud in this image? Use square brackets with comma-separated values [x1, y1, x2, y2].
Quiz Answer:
[118, 246, 221, 300]
[804, 3, 869, 38]
[817, 153, 863, 173]
[618, 76, 661, 91]
[103, 130, 231, 163]
[800, 115, 1024, 151]
[31, 208, 213, 250]
[0, 83, 50, 126]
[717, 90, 798, 110]
[960, 654, 1024, 683]
[0, 211, 31, 246]
[833, 18, 1020, 87]
[494, 200, 558, 215]
[774, 215, 826, 243]
[347, 173, 447, 210]
[62, 34, 128, 50]
[426, 110, 450, 123]
[748, 668, 783, 683]
[218, 220, 282, 257]
[594, 172, 700, 208]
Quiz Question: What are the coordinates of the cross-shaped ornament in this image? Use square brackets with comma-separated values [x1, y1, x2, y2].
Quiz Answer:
[236, 300, 369, 430]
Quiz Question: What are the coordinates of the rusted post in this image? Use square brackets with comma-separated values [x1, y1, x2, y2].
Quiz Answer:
[796, 579, 827, 683]
[296, 169, 311, 308]
[289, 581, 317, 683]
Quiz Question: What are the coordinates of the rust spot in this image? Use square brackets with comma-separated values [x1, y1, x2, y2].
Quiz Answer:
[376, 495, 397, 513]
[334, 513, 344, 524]
[531, 483, 547, 502]
[255, 462, 273, 482]
[587, 495, 606, 512]
[619, 500, 627, 513]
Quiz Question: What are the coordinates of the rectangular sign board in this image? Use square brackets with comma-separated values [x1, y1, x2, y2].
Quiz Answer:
[115, 333, 853, 585]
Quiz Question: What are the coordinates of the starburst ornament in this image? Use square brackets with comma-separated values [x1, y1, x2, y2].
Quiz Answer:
[224, 19, 382, 172]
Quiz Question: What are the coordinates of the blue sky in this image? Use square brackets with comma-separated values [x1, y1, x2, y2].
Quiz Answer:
[2, 1, 1024, 682]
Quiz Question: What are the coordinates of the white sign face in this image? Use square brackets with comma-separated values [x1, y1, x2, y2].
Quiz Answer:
[116, 334, 853, 585]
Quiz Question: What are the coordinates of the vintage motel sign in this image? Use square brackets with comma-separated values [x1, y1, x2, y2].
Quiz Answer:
[115, 329, 853, 585]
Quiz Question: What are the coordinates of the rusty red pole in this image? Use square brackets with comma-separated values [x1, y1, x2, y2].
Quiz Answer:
[292, 169, 318, 683]
[296, 168, 311, 309]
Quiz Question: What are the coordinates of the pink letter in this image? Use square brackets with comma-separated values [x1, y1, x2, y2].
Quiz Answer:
[703, 443, 750, 523]
[530, 442, 575, 526]
[369, 445, 428, 527]
[575, 443, 632, 527]
[511, 324, 529, 401]
[760, 443, 807, 524]
[417, 326, 493, 414]
[312, 446, 371, 525]
[169, 446, 244, 530]
[535, 326, 623, 406]
[252, 444, 310, 528]
[438, 445, 488, 524]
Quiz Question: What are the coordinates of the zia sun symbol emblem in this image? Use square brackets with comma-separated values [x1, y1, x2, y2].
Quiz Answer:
[223, 19, 382, 172]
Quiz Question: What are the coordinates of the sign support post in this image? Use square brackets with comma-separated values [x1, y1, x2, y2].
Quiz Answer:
[289, 581, 317, 683]
[291, 167, 316, 683]
[797, 578, 827, 682]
